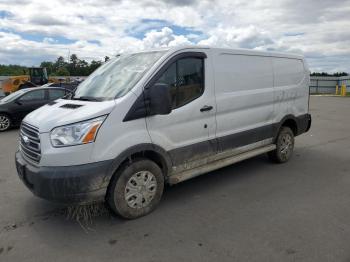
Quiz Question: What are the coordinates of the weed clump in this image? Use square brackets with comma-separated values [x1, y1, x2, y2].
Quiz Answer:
[66, 202, 110, 231]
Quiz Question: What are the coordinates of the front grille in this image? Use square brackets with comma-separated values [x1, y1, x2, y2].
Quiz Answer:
[20, 122, 41, 164]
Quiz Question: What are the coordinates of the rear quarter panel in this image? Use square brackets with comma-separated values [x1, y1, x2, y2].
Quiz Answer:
[272, 57, 309, 123]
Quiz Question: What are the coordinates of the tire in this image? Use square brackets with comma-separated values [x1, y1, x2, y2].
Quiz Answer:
[107, 158, 164, 219]
[0, 114, 11, 132]
[268, 126, 294, 163]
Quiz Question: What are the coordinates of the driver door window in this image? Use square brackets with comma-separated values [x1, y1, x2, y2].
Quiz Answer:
[157, 57, 204, 109]
[49, 89, 67, 100]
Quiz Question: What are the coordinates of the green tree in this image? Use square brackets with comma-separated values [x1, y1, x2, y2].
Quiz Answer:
[70, 54, 78, 64]
[0, 54, 106, 77]
[68, 54, 79, 75]
[311, 72, 349, 77]
[40, 61, 54, 75]
[56, 67, 70, 76]
[89, 60, 102, 73]
[0, 65, 27, 76]
[76, 59, 89, 76]
[54, 56, 66, 69]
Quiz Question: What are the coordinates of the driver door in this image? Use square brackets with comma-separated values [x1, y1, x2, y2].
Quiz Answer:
[146, 51, 217, 167]
[14, 89, 48, 120]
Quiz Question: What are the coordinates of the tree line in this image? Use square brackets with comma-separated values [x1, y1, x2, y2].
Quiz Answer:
[0, 54, 348, 77]
[310, 72, 348, 76]
[0, 54, 110, 76]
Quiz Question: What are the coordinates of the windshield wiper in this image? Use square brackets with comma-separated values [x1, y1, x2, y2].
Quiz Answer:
[72, 96, 103, 102]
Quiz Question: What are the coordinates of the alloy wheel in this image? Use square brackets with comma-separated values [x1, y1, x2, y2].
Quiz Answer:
[0, 115, 10, 131]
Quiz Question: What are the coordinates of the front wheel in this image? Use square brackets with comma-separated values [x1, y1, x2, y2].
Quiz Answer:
[268, 126, 294, 163]
[107, 159, 164, 219]
[0, 114, 11, 132]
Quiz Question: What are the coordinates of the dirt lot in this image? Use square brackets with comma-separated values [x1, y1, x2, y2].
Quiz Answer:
[0, 96, 350, 262]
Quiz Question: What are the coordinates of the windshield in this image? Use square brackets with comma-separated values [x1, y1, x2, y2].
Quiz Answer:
[73, 51, 166, 101]
[0, 90, 26, 103]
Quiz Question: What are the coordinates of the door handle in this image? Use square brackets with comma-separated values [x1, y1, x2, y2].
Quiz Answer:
[200, 105, 213, 112]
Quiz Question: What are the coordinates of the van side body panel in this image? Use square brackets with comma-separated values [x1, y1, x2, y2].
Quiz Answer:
[213, 50, 275, 152]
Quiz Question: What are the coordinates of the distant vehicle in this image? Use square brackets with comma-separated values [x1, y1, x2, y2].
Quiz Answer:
[0, 87, 71, 131]
[0, 89, 5, 99]
[0, 67, 63, 95]
[41, 81, 80, 92]
[15, 46, 311, 219]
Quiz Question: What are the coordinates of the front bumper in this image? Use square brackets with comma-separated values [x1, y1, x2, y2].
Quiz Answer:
[15, 151, 113, 204]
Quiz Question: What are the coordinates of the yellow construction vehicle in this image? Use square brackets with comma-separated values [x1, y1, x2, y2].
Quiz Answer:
[1, 67, 60, 95]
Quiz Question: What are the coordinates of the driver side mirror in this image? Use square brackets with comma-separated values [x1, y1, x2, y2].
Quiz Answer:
[15, 99, 22, 105]
[146, 83, 172, 115]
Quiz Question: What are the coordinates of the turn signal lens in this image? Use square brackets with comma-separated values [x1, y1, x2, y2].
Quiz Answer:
[82, 123, 101, 144]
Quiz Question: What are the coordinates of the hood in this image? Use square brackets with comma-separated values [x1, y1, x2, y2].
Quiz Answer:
[23, 99, 116, 133]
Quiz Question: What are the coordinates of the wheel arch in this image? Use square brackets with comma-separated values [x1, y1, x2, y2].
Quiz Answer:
[107, 143, 172, 182]
[0, 111, 13, 121]
[273, 115, 299, 139]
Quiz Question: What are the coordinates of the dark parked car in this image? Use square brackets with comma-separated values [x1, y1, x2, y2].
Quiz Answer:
[41, 82, 80, 92]
[0, 87, 71, 131]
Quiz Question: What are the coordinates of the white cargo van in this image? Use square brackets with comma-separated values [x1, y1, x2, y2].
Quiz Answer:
[15, 46, 311, 219]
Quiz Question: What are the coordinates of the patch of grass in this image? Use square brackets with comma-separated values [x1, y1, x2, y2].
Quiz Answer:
[66, 202, 110, 231]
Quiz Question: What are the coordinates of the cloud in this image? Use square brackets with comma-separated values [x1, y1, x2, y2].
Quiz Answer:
[142, 27, 192, 49]
[43, 37, 56, 44]
[199, 26, 274, 49]
[126, 19, 205, 41]
[160, 0, 198, 6]
[0, 0, 349, 72]
[29, 15, 68, 26]
[0, 0, 29, 4]
[281, 0, 350, 24]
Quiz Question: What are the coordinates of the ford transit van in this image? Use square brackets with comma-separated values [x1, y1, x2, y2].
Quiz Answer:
[15, 46, 311, 219]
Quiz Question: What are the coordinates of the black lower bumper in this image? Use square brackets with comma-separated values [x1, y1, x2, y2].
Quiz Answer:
[15, 151, 113, 204]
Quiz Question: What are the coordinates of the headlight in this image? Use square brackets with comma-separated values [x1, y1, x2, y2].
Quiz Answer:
[50, 116, 107, 147]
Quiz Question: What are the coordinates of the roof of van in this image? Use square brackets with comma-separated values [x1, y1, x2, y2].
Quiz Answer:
[138, 45, 304, 60]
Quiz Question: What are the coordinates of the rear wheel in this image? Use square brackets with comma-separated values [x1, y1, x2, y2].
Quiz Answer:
[0, 114, 11, 132]
[268, 126, 294, 163]
[107, 159, 164, 219]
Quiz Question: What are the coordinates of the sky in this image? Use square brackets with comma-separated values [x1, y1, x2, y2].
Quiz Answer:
[0, 0, 350, 72]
